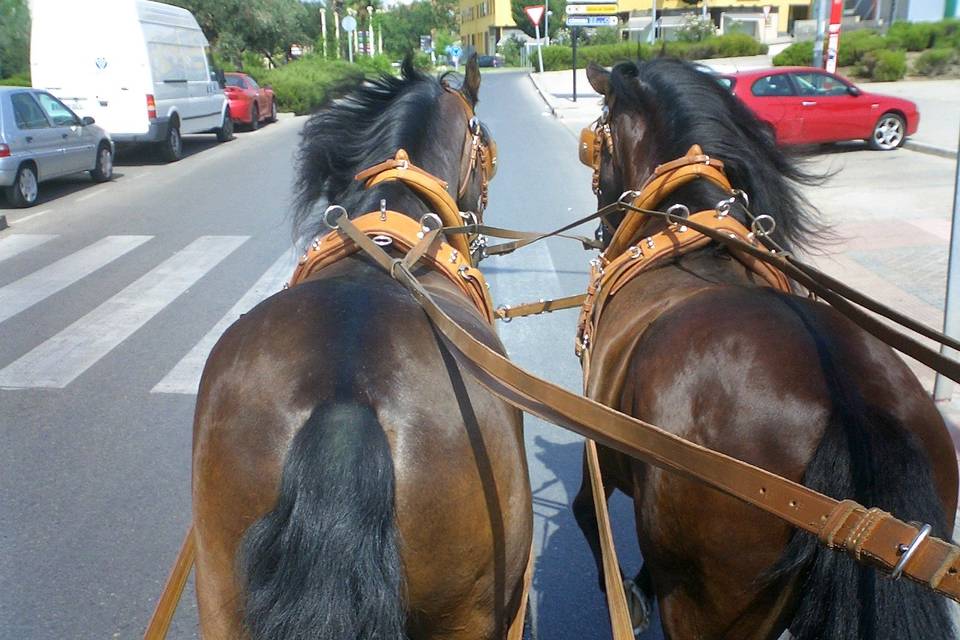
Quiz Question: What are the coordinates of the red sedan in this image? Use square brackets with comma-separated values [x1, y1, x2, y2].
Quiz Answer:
[224, 72, 277, 131]
[719, 67, 918, 150]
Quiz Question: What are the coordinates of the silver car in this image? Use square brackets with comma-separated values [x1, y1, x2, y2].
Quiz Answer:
[0, 86, 114, 208]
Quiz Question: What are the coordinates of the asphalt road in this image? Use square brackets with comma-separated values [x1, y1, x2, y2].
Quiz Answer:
[4, 69, 956, 639]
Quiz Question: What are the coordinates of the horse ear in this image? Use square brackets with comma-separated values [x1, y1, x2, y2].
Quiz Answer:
[463, 53, 481, 105]
[586, 63, 610, 96]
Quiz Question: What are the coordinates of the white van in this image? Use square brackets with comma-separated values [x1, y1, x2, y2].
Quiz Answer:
[30, 0, 232, 162]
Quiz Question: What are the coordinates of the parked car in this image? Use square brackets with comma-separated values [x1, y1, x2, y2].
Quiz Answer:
[477, 55, 505, 68]
[30, 0, 232, 163]
[720, 67, 918, 150]
[0, 87, 113, 208]
[224, 73, 277, 131]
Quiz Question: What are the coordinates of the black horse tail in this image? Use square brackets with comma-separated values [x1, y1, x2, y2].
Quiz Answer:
[770, 296, 954, 640]
[239, 403, 407, 640]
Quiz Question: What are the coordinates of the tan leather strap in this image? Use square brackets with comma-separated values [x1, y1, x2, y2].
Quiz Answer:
[356, 149, 471, 258]
[142, 525, 195, 640]
[496, 293, 587, 321]
[331, 210, 960, 604]
[442, 222, 602, 255]
[505, 542, 535, 640]
[288, 210, 494, 323]
[586, 439, 635, 639]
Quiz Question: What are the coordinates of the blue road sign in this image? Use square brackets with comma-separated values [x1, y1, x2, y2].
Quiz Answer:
[565, 15, 619, 26]
[450, 45, 463, 58]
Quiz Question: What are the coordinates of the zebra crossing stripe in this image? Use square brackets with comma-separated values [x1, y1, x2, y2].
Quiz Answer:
[152, 248, 297, 395]
[0, 236, 152, 326]
[0, 236, 248, 389]
[0, 235, 56, 265]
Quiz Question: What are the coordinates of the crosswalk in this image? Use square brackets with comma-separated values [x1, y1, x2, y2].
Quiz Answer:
[0, 233, 297, 393]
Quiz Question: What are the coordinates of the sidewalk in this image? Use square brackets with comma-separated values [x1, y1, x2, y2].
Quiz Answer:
[529, 58, 960, 158]
[527, 62, 960, 443]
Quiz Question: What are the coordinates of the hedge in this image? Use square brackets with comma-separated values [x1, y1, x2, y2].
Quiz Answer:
[248, 56, 367, 115]
[0, 75, 30, 87]
[913, 47, 956, 76]
[537, 34, 765, 72]
[772, 41, 813, 66]
[857, 48, 907, 81]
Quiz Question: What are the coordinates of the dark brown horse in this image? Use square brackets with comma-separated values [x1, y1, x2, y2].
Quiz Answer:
[191, 58, 532, 639]
[572, 59, 958, 639]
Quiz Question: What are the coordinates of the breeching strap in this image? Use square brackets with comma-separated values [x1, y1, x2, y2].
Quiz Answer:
[331, 211, 960, 606]
[142, 525, 195, 640]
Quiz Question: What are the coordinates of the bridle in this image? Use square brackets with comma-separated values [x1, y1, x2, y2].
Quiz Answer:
[579, 106, 613, 197]
[445, 84, 498, 214]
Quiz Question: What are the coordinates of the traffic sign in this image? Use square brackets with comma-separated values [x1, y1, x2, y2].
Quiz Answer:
[449, 45, 463, 58]
[524, 4, 545, 26]
[566, 15, 619, 27]
[566, 4, 617, 14]
[341, 15, 357, 31]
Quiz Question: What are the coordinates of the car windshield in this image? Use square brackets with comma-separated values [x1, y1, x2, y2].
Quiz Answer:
[225, 76, 245, 88]
[791, 72, 851, 97]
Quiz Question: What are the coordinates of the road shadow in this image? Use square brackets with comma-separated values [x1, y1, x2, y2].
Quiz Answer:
[529, 433, 663, 639]
[0, 173, 104, 210]
[114, 135, 223, 166]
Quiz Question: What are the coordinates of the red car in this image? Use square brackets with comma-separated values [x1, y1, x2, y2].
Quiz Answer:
[224, 72, 277, 130]
[719, 67, 918, 150]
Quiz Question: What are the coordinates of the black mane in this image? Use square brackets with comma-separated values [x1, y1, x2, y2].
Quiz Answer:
[609, 58, 826, 249]
[293, 58, 445, 241]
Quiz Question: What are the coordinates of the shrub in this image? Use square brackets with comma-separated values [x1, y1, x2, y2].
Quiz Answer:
[887, 21, 935, 51]
[773, 41, 813, 66]
[713, 33, 768, 57]
[539, 45, 573, 71]
[857, 48, 906, 81]
[250, 56, 366, 115]
[354, 54, 394, 76]
[913, 47, 956, 76]
[0, 75, 30, 87]
[931, 18, 960, 49]
[838, 30, 890, 67]
[675, 14, 716, 42]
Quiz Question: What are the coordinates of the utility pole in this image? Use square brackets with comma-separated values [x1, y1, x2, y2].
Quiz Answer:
[320, 6, 327, 58]
[813, 0, 828, 68]
[334, 9, 341, 58]
[544, 0, 550, 44]
[650, 0, 657, 44]
[934, 121, 960, 401]
[367, 6, 375, 56]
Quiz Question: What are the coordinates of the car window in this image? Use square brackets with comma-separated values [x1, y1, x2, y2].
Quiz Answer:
[10, 93, 51, 130]
[246, 77, 259, 90]
[790, 72, 850, 97]
[34, 92, 79, 127]
[751, 75, 794, 97]
[225, 76, 244, 88]
[717, 77, 735, 91]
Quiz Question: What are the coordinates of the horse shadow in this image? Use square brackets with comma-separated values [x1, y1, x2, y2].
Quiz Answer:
[525, 428, 664, 640]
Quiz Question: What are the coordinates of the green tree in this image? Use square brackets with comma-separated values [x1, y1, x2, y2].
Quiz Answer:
[378, 0, 456, 57]
[0, 0, 30, 79]
[511, 0, 566, 39]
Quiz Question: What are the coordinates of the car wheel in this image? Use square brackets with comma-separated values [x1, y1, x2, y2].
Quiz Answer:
[5, 164, 39, 208]
[249, 104, 259, 131]
[215, 113, 234, 142]
[160, 118, 182, 162]
[869, 112, 905, 151]
[268, 100, 277, 123]
[90, 143, 113, 182]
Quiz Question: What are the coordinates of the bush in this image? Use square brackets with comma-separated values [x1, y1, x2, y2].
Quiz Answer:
[0, 75, 30, 87]
[838, 30, 891, 67]
[913, 47, 956, 76]
[773, 41, 813, 66]
[536, 34, 763, 71]
[713, 33, 768, 57]
[857, 48, 906, 81]
[250, 56, 366, 115]
[887, 21, 935, 51]
[931, 18, 960, 49]
[675, 14, 716, 42]
[354, 54, 393, 76]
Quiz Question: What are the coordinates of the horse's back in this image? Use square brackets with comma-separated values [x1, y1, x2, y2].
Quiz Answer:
[192, 259, 531, 638]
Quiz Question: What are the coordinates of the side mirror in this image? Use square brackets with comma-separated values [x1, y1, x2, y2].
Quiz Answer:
[212, 68, 226, 88]
[81, 116, 95, 126]
[847, 86, 861, 97]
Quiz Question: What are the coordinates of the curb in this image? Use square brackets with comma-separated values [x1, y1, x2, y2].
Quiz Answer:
[528, 72, 560, 118]
[904, 140, 958, 160]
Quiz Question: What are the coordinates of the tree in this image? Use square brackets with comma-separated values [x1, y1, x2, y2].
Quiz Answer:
[0, 0, 30, 79]
[511, 0, 566, 40]
[378, 0, 457, 57]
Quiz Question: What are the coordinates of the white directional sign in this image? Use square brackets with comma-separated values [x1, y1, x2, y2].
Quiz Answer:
[566, 15, 619, 26]
[566, 4, 618, 14]
[341, 15, 357, 31]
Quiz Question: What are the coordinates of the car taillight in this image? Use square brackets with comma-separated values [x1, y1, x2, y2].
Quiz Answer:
[147, 94, 157, 120]
[0, 144, 9, 158]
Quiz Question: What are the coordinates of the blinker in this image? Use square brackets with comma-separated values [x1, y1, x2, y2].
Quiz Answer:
[579, 126, 598, 169]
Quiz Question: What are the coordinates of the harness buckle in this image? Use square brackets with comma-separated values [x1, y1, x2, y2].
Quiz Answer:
[890, 523, 932, 580]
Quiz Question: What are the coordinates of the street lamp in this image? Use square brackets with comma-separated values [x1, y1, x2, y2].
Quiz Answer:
[546, 9, 553, 45]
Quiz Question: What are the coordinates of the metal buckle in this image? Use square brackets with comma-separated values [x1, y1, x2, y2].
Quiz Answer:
[732, 188, 750, 209]
[496, 304, 512, 323]
[323, 205, 347, 230]
[890, 523, 932, 580]
[618, 190, 640, 207]
[750, 214, 777, 238]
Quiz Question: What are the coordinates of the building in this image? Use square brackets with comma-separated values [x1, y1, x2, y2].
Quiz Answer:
[618, 0, 811, 36]
[459, 0, 517, 54]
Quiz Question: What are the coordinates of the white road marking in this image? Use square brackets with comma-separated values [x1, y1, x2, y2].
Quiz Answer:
[152, 248, 297, 395]
[0, 234, 56, 264]
[0, 236, 152, 325]
[11, 209, 53, 225]
[0, 235, 248, 389]
[76, 190, 105, 202]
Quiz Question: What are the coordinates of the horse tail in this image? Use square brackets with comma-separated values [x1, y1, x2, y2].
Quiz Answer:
[770, 296, 954, 640]
[239, 403, 407, 640]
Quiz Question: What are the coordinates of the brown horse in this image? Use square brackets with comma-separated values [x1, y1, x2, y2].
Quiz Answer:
[572, 59, 958, 639]
[191, 58, 532, 639]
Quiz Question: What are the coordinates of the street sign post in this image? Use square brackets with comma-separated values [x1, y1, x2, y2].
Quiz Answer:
[446, 44, 463, 69]
[565, 1, 620, 101]
[525, 4, 546, 74]
[825, 0, 843, 73]
[342, 15, 357, 63]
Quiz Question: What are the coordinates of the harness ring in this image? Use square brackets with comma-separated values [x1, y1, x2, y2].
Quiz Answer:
[323, 205, 347, 230]
[750, 214, 777, 238]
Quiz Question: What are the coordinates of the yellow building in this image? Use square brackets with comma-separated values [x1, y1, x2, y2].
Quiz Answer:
[459, 0, 517, 55]
[618, 0, 809, 36]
